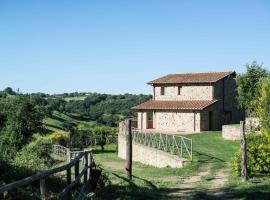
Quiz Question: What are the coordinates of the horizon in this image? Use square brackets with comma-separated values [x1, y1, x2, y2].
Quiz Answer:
[0, 0, 269, 94]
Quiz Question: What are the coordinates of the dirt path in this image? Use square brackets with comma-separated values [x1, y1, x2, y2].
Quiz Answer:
[162, 164, 211, 198]
[163, 164, 231, 199]
[208, 168, 230, 189]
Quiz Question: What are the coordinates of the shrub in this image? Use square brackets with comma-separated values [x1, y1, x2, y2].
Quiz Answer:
[12, 131, 69, 172]
[231, 133, 270, 176]
[71, 125, 118, 150]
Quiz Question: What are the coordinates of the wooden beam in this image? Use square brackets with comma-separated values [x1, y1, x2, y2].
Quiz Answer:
[125, 119, 132, 180]
[40, 179, 47, 200]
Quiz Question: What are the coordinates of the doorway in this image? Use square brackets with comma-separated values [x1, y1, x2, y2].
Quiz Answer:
[209, 111, 213, 131]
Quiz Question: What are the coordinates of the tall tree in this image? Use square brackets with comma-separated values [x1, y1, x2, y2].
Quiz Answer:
[236, 61, 269, 116]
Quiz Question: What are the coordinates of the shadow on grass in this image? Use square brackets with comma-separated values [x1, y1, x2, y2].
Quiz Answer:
[97, 173, 163, 200]
[98, 173, 270, 200]
[44, 123, 64, 131]
[92, 149, 116, 154]
[66, 113, 91, 121]
[192, 150, 226, 163]
[51, 114, 77, 126]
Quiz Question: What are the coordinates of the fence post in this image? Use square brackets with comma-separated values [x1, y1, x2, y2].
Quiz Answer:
[125, 119, 132, 181]
[84, 152, 88, 184]
[240, 121, 249, 181]
[75, 160, 80, 181]
[66, 167, 72, 200]
[40, 178, 47, 200]
[87, 153, 91, 181]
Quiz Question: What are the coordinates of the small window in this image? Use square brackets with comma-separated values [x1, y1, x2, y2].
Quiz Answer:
[161, 86, 168, 96]
[161, 87, 165, 95]
[178, 86, 182, 95]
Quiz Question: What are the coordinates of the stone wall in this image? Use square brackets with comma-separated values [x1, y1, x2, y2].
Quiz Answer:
[154, 85, 213, 101]
[118, 133, 190, 168]
[155, 111, 201, 132]
[222, 124, 240, 140]
[245, 117, 260, 131]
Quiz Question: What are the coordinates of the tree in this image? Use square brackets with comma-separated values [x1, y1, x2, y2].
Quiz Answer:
[4, 87, 16, 95]
[258, 77, 270, 138]
[236, 61, 269, 116]
[0, 96, 45, 149]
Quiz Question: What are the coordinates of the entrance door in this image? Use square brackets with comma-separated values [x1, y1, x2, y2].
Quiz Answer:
[209, 111, 213, 131]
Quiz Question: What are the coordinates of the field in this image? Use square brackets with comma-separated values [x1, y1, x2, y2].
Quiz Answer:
[43, 111, 97, 132]
[92, 132, 270, 200]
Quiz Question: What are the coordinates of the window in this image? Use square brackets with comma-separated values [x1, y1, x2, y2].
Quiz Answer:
[178, 86, 182, 95]
[161, 86, 168, 96]
[161, 87, 164, 95]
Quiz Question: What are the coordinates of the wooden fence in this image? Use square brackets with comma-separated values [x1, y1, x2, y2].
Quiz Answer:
[52, 144, 87, 162]
[0, 149, 94, 200]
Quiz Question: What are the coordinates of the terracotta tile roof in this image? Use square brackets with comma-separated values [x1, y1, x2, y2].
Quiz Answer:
[132, 100, 218, 111]
[148, 71, 235, 84]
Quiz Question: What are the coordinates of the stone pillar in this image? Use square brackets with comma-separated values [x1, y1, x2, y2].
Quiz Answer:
[153, 111, 156, 129]
[137, 112, 142, 130]
[142, 112, 147, 130]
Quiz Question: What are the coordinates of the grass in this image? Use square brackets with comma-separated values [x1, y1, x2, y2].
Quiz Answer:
[64, 96, 88, 102]
[92, 132, 270, 199]
[43, 111, 97, 132]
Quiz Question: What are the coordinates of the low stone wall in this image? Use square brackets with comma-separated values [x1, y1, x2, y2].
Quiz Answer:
[118, 134, 190, 168]
[222, 124, 240, 140]
[245, 117, 260, 131]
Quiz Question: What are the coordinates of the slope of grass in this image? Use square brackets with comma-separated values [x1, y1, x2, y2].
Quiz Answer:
[92, 132, 270, 199]
[64, 95, 88, 102]
[43, 111, 96, 132]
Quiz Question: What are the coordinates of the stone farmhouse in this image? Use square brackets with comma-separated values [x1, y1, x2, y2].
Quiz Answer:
[133, 71, 243, 133]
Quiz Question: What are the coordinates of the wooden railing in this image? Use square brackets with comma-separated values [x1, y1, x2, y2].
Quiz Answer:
[52, 144, 87, 162]
[132, 128, 193, 161]
[0, 150, 93, 200]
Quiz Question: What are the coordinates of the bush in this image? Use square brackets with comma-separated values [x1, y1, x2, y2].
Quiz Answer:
[231, 133, 270, 176]
[12, 131, 69, 172]
[71, 125, 118, 150]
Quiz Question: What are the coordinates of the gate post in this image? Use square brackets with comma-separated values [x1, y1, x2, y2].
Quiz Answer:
[240, 121, 249, 181]
[125, 119, 132, 181]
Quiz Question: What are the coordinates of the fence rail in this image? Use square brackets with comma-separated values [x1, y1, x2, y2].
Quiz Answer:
[132, 129, 193, 160]
[0, 147, 94, 200]
[52, 144, 88, 162]
[71, 133, 118, 147]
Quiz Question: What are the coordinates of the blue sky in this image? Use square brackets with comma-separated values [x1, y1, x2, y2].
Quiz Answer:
[0, 0, 269, 94]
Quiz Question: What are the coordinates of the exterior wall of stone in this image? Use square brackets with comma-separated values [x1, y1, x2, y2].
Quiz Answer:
[213, 77, 244, 125]
[154, 85, 213, 101]
[245, 117, 260, 131]
[222, 124, 240, 140]
[118, 133, 190, 168]
[136, 75, 243, 133]
[155, 111, 201, 132]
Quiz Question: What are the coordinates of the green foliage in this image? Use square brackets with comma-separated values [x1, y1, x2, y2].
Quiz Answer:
[231, 133, 270, 176]
[13, 146, 48, 171]
[71, 125, 118, 150]
[258, 77, 270, 139]
[12, 130, 69, 173]
[236, 61, 269, 116]
[0, 95, 45, 156]
[4, 87, 16, 95]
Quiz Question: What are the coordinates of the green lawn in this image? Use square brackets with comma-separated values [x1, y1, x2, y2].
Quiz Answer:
[92, 132, 270, 200]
